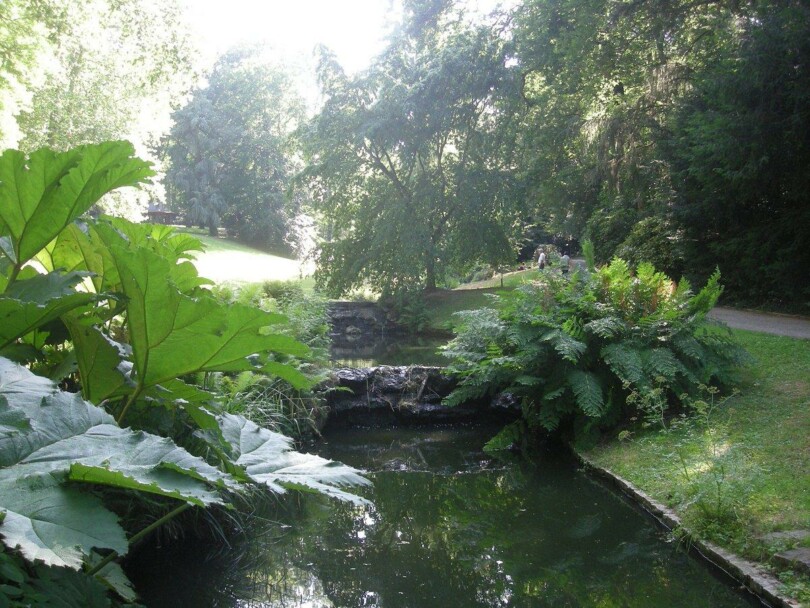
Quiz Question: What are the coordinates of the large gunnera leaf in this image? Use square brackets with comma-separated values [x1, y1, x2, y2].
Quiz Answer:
[0, 142, 153, 268]
[0, 271, 99, 350]
[112, 246, 309, 388]
[0, 358, 235, 569]
[205, 413, 371, 506]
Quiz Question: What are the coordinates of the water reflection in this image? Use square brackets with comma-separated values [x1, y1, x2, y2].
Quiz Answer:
[330, 335, 448, 367]
[128, 426, 761, 607]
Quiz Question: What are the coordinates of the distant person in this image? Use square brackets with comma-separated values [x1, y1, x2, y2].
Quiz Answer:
[560, 253, 570, 274]
[537, 251, 546, 270]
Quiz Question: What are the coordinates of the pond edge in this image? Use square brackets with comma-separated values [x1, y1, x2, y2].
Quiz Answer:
[575, 451, 800, 608]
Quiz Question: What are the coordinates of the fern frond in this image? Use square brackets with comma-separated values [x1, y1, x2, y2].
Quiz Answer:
[542, 386, 566, 401]
[689, 269, 723, 315]
[601, 342, 644, 384]
[584, 316, 625, 339]
[567, 370, 604, 417]
[543, 329, 587, 363]
[672, 333, 705, 362]
[483, 421, 525, 453]
[643, 347, 687, 381]
[536, 403, 562, 431]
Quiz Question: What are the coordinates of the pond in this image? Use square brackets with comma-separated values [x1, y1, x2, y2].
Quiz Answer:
[127, 425, 762, 607]
[330, 334, 449, 367]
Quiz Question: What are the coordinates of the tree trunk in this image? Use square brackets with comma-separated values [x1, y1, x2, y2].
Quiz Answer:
[425, 256, 437, 291]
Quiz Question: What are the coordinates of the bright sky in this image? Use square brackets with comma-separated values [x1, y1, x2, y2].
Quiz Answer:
[184, 0, 400, 74]
[184, 0, 513, 74]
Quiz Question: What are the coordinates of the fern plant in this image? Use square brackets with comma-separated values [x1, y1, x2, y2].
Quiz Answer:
[443, 259, 747, 444]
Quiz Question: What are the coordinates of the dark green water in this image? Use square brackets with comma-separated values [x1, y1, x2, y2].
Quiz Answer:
[330, 335, 448, 367]
[127, 426, 762, 607]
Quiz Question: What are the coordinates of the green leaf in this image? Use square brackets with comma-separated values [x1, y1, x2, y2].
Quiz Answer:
[567, 370, 604, 417]
[86, 552, 137, 602]
[0, 142, 153, 267]
[542, 329, 586, 363]
[0, 472, 127, 570]
[514, 375, 543, 386]
[112, 246, 308, 388]
[601, 343, 644, 385]
[28, 562, 113, 607]
[260, 361, 312, 390]
[208, 413, 371, 506]
[643, 347, 686, 380]
[584, 316, 625, 339]
[64, 320, 132, 403]
[483, 421, 524, 453]
[0, 272, 99, 349]
[0, 358, 237, 568]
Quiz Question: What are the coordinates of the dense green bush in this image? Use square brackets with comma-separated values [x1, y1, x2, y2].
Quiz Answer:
[443, 259, 747, 445]
[261, 279, 306, 303]
[583, 203, 638, 264]
[616, 217, 686, 280]
[380, 287, 430, 334]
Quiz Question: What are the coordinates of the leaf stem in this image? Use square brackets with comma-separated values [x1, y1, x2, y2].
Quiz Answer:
[87, 502, 192, 576]
[116, 386, 141, 425]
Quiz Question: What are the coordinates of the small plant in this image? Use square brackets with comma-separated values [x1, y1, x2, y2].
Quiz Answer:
[581, 239, 596, 272]
[625, 376, 671, 431]
[384, 287, 430, 334]
[672, 385, 746, 534]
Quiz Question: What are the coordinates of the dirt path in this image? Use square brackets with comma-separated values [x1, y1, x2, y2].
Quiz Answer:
[708, 307, 810, 339]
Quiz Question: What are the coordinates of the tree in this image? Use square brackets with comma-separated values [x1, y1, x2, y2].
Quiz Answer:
[512, 0, 738, 264]
[299, 4, 525, 296]
[0, 0, 196, 218]
[667, 1, 810, 306]
[165, 45, 306, 253]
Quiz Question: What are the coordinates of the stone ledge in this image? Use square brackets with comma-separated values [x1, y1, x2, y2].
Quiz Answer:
[575, 452, 801, 608]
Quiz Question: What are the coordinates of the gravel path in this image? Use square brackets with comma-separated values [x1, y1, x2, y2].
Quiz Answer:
[709, 307, 810, 339]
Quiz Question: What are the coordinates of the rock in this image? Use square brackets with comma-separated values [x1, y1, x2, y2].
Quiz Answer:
[327, 301, 405, 341]
[321, 365, 518, 428]
[761, 530, 810, 543]
[774, 548, 810, 574]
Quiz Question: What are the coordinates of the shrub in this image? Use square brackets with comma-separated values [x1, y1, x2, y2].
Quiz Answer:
[381, 287, 430, 333]
[583, 203, 638, 263]
[616, 217, 686, 279]
[443, 259, 748, 444]
[261, 279, 306, 303]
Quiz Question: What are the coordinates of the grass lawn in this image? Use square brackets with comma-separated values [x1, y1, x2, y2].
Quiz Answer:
[175, 227, 315, 287]
[585, 329, 810, 603]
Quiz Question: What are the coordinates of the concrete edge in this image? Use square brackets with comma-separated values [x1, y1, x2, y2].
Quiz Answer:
[575, 451, 802, 608]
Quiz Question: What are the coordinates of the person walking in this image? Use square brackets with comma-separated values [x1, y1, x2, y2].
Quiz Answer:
[537, 250, 546, 271]
[560, 252, 570, 274]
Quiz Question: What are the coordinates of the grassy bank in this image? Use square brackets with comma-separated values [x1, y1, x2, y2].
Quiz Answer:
[585, 329, 810, 604]
[424, 269, 543, 330]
